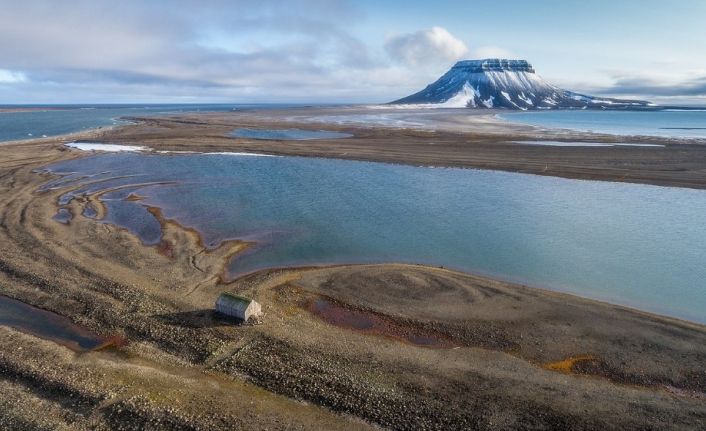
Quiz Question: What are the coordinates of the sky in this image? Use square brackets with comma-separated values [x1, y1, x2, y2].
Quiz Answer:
[1, 0, 705, 105]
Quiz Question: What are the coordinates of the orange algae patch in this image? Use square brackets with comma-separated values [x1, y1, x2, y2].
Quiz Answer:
[544, 355, 597, 373]
[92, 335, 128, 352]
[155, 239, 175, 257]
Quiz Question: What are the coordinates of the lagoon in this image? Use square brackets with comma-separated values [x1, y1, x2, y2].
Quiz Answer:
[43, 152, 706, 324]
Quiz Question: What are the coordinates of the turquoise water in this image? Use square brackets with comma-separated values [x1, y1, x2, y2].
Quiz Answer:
[0, 104, 301, 143]
[231, 128, 352, 140]
[501, 110, 706, 138]
[42, 153, 706, 324]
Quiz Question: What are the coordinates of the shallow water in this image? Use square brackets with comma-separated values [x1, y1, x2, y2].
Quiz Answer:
[0, 295, 109, 351]
[42, 153, 706, 324]
[501, 110, 706, 138]
[231, 128, 352, 140]
[52, 208, 72, 224]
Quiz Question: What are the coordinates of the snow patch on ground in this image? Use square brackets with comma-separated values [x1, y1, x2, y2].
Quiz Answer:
[66, 142, 147, 152]
[513, 141, 665, 147]
[66, 143, 278, 157]
[200, 152, 279, 157]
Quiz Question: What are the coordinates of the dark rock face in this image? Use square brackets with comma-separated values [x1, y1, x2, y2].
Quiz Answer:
[391, 59, 656, 110]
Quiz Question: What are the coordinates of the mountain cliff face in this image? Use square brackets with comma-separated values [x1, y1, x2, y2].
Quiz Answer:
[391, 59, 655, 110]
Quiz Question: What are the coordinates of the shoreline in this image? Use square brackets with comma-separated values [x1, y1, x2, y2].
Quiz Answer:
[1, 119, 706, 429]
[494, 110, 706, 141]
[9, 113, 706, 324]
[50, 142, 706, 325]
[0, 122, 126, 147]
[62, 138, 705, 191]
[93, 107, 706, 190]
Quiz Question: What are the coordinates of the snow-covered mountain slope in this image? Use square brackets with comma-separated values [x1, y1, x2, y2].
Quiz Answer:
[391, 59, 656, 110]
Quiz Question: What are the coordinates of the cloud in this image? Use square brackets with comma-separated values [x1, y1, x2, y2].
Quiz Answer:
[384, 26, 469, 67]
[0, 69, 26, 83]
[0, 2, 702, 105]
[599, 75, 706, 97]
[0, 0, 388, 102]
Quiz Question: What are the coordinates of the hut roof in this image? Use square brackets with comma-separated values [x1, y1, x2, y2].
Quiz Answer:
[218, 292, 252, 305]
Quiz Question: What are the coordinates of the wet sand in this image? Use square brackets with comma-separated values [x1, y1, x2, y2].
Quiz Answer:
[0, 112, 705, 429]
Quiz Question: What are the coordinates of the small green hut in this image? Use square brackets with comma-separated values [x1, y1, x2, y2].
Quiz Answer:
[215, 293, 262, 321]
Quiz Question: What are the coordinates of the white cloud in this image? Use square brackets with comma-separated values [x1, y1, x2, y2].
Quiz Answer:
[0, 69, 26, 83]
[472, 46, 515, 59]
[384, 26, 469, 67]
[0, 0, 376, 100]
[0, 3, 702, 105]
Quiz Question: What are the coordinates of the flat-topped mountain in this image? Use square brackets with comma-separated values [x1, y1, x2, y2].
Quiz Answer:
[392, 59, 656, 110]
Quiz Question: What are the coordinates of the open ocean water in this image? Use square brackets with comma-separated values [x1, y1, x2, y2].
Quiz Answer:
[0, 104, 301, 143]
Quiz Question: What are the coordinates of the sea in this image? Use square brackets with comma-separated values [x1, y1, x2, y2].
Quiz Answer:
[0, 104, 301, 143]
[500, 109, 706, 139]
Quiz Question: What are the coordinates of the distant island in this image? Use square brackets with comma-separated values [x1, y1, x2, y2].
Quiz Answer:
[0, 106, 75, 113]
[392, 58, 658, 110]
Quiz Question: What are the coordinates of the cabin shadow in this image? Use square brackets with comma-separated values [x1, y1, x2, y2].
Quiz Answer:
[154, 309, 245, 329]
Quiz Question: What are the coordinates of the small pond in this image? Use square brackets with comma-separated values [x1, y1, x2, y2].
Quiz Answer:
[0, 295, 118, 351]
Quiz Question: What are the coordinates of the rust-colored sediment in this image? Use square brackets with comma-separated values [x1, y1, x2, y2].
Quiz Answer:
[155, 239, 175, 258]
[91, 335, 128, 352]
[544, 355, 598, 373]
[305, 296, 459, 349]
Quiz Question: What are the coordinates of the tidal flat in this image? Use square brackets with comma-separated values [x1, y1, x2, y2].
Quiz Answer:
[1, 108, 706, 430]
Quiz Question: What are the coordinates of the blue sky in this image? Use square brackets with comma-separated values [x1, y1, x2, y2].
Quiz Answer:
[0, 0, 704, 104]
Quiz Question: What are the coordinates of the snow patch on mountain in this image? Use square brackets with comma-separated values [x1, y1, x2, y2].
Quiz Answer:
[481, 96, 495, 108]
[392, 58, 655, 110]
[440, 82, 479, 108]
